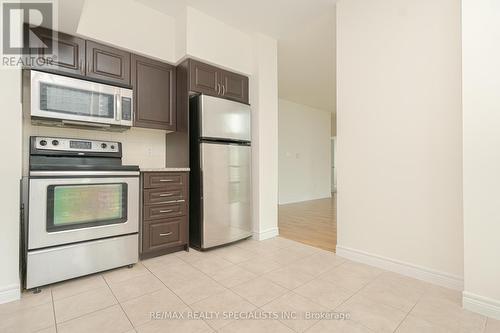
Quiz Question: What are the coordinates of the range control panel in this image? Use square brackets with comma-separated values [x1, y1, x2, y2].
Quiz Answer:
[33, 136, 120, 154]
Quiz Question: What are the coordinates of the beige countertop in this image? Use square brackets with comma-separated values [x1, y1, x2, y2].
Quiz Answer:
[140, 167, 190, 172]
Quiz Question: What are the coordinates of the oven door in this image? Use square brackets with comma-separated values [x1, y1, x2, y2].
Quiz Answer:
[28, 171, 139, 250]
[30, 71, 133, 127]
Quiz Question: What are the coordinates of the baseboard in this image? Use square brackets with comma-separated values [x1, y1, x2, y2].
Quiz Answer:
[336, 245, 464, 291]
[253, 227, 279, 241]
[0, 284, 21, 304]
[463, 291, 500, 320]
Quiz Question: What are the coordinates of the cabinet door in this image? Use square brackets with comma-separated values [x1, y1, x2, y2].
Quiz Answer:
[142, 217, 187, 253]
[221, 70, 249, 104]
[189, 60, 221, 97]
[132, 55, 176, 130]
[29, 27, 85, 76]
[86, 41, 130, 85]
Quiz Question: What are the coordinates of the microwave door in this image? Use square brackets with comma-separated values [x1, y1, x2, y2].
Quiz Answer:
[30, 71, 130, 126]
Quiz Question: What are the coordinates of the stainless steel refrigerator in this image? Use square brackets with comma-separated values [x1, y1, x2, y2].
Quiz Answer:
[189, 95, 252, 250]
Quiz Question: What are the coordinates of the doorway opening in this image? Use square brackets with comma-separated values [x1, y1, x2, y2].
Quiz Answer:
[278, 113, 337, 252]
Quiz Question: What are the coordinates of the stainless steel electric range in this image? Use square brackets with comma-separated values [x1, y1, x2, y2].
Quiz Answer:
[23, 136, 140, 290]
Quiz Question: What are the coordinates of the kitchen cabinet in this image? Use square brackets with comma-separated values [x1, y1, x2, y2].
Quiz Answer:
[29, 26, 85, 76]
[132, 55, 176, 131]
[86, 41, 130, 85]
[189, 60, 222, 97]
[27, 27, 131, 85]
[141, 171, 189, 258]
[220, 69, 249, 104]
[188, 59, 249, 104]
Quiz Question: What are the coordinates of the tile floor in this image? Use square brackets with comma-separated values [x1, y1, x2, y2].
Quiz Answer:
[1, 237, 498, 333]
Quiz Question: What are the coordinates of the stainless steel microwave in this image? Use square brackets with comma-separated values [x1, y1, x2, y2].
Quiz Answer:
[30, 71, 133, 129]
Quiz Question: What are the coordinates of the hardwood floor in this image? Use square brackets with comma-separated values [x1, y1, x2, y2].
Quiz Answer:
[278, 194, 337, 252]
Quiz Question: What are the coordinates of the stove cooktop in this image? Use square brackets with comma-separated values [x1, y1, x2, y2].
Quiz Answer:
[29, 164, 140, 171]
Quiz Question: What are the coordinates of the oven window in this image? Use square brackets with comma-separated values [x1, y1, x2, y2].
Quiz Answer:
[46, 183, 128, 232]
[40, 83, 114, 119]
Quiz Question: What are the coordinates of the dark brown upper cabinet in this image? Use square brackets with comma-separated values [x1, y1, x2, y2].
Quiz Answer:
[29, 27, 85, 76]
[188, 59, 249, 104]
[189, 60, 221, 97]
[132, 55, 176, 131]
[86, 41, 130, 85]
[221, 70, 249, 104]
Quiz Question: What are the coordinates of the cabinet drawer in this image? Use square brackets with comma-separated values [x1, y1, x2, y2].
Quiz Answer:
[144, 217, 187, 251]
[144, 201, 186, 221]
[143, 172, 186, 188]
[144, 186, 185, 205]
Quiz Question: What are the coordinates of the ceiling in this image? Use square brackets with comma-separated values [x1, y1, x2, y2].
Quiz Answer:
[137, 0, 337, 113]
[56, 0, 336, 112]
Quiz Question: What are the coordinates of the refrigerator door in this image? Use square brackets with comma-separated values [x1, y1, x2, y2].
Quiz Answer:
[200, 95, 251, 142]
[201, 142, 252, 248]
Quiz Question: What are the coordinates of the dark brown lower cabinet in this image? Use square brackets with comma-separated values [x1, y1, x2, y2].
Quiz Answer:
[141, 171, 189, 258]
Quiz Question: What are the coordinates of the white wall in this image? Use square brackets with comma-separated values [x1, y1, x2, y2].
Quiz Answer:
[186, 7, 253, 75]
[462, 0, 500, 319]
[0, 69, 22, 303]
[77, 0, 176, 62]
[250, 33, 279, 240]
[278, 99, 331, 204]
[336, 0, 463, 286]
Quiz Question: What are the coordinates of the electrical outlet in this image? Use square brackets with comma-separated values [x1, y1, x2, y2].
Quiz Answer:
[147, 147, 153, 156]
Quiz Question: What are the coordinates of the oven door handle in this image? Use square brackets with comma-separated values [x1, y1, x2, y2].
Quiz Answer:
[30, 170, 140, 177]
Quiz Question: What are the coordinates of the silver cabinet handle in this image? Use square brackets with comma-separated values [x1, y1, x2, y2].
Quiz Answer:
[158, 199, 185, 204]
[217, 83, 221, 95]
[159, 193, 174, 197]
[159, 179, 173, 182]
[159, 209, 173, 213]
[159, 232, 173, 237]
[221, 84, 226, 95]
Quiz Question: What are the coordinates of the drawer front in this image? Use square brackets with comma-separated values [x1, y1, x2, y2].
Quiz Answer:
[143, 172, 187, 188]
[144, 217, 187, 251]
[144, 201, 186, 221]
[144, 186, 185, 205]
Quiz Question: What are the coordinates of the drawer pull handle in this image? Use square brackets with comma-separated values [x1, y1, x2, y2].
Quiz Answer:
[159, 209, 173, 213]
[159, 179, 173, 182]
[158, 199, 185, 204]
[159, 193, 173, 197]
[159, 232, 173, 237]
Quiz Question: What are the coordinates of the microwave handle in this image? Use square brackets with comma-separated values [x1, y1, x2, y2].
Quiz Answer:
[115, 93, 122, 121]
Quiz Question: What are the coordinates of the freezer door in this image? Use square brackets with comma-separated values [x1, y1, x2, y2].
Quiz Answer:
[201, 142, 252, 248]
[200, 95, 251, 142]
